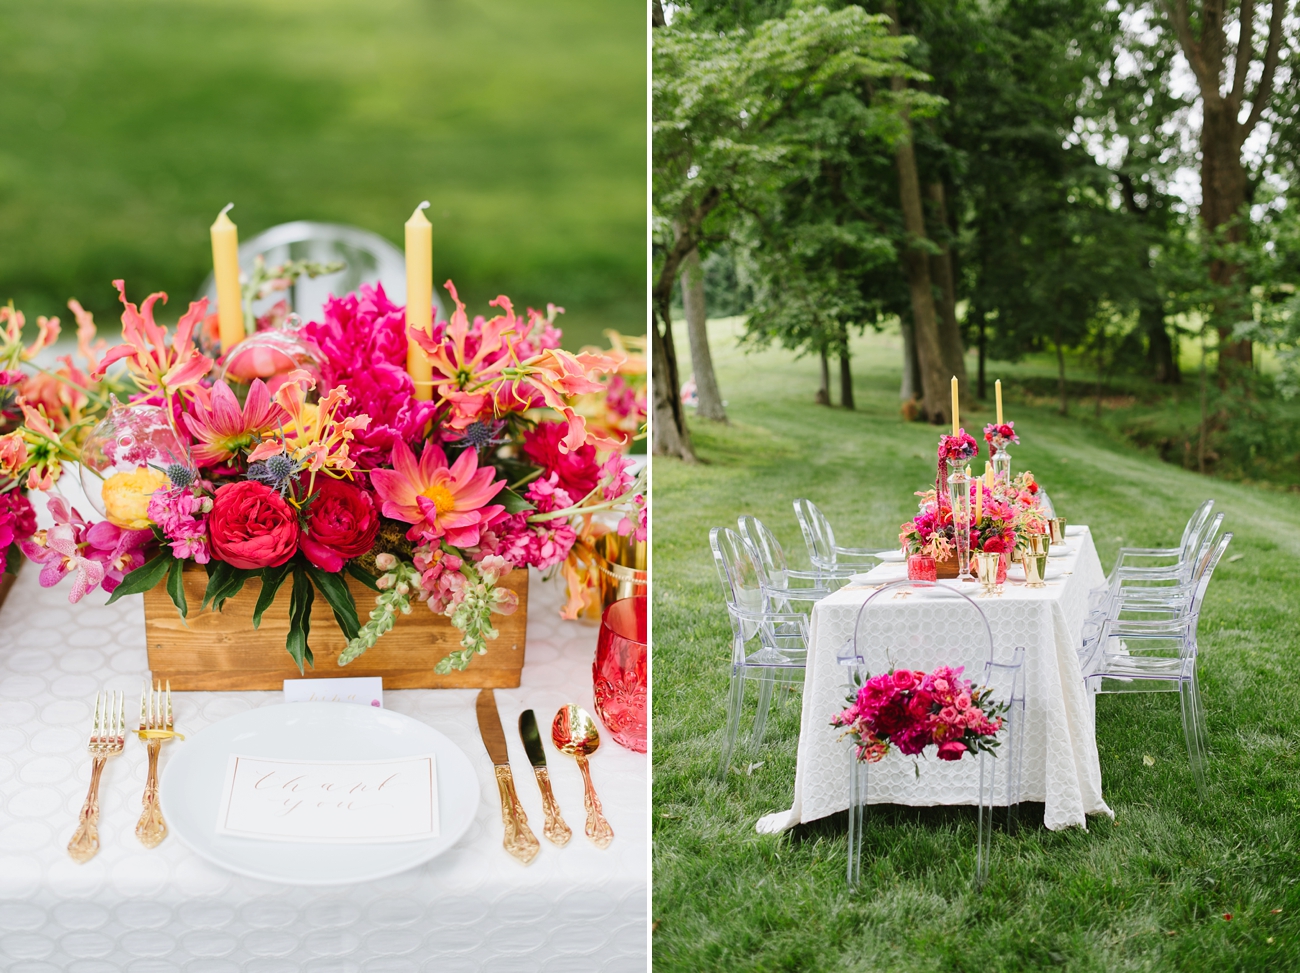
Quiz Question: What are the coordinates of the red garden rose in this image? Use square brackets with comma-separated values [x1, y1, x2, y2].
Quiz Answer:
[300, 478, 380, 572]
[209, 480, 299, 569]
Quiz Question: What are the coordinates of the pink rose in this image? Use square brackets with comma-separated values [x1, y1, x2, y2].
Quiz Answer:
[300, 479, 380, 573]
[936, 741, 967, 761]
[209, 481, 299, 569]
[891, 669, 919, 691]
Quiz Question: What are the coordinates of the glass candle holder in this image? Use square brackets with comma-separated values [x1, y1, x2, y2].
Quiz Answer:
[907, 554, 937, 582]
[593, 596, 647, 753]
[990, 444, 1012, 484]
[947, 469, 973, 580]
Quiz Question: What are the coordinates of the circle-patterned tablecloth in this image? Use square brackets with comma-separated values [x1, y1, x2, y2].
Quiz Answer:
[756, 528, 1112, 835]
[0, 565, 647, 972]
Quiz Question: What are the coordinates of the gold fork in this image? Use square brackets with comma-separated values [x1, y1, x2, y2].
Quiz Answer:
[68, 690, 126, 863]
[136, 679, 179, 848]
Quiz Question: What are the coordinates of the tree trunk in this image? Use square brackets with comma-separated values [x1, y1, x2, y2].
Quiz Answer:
[838, 326, 855, 410]
[1142, 298, 1179, 384]
[926, 182, 967, 392]
[899, 318, 921, 402]
[651, 304, 696, 461]
[679, 243, 726, 422]
[1054, 321, 1068, 417]
[1199, 99, 1253, 379]
[886, 4, 949, 426]
[816, 346, 831, 406]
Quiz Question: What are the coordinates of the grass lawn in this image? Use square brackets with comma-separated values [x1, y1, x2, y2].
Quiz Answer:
[0, 0, 644, 348]
[652, 319, 1300, 972]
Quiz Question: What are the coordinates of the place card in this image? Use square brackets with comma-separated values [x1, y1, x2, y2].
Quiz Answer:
[283, 676, 383, 708]
[215, 755, 439, 842]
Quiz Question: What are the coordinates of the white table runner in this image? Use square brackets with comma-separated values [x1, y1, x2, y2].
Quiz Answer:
[0, 566, 646, 972]
[756, 528, 1112, 835]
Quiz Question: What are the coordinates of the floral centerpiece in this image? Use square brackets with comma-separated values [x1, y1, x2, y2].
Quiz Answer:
[0, 278, 645, 675]
[831, 665, 1007, 764]
[936, 429, 979, 497]
[902, 470, 1049, 569]
[982, 421, 1018, 453]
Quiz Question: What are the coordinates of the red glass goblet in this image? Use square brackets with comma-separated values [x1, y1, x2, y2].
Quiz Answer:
[593, 596, 647, 753]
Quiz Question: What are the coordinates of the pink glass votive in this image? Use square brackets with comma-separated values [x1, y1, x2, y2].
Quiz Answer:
[593, 596, 647, 753]
[907, 554, 937, 582]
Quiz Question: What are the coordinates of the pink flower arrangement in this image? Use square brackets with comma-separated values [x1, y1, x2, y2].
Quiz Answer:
[983, 421, 1019, 451]
[938, 430, 979, 463]
[831, 665, 1006, 764]
[1, 273, 644, 674]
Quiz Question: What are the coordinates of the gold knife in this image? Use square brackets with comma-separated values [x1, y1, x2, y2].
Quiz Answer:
[475, 689, 540, 865]
[519, 709, 572, 846]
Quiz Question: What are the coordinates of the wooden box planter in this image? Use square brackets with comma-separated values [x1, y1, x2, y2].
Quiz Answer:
[142, 563, 529, 691]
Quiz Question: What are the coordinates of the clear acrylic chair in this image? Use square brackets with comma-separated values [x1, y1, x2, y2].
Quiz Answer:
[792, 498, 882, 582]
[1093, 513, 1225, 617]
[197, 220, 445, 324]
[1082, 532, 1230, 793]
[737, 515, 840, 610]
[710, 527, 810, 779]
[841, 580, 1026, 888]
[1109, 499, 1215, 579]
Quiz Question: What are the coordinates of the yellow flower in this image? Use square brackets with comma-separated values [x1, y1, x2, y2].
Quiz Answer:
[101, 466, 170, 528]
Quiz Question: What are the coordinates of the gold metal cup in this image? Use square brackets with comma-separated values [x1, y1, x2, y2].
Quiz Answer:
[973, 551, 1001, 595]
[595, 533, 647, 612]
[1049, 517, 1067, 546]
[1027, 532, 1051, 555]
[1024, 550, 1049, 588]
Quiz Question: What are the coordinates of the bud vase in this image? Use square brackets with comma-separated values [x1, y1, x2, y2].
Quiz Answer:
[990, 444, 1011, 484]
[947, 469, 973, 580]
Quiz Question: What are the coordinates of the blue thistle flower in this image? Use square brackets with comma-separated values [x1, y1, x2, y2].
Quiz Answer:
[164, 463, 197, 489]
[462, 421, 497, 450]
[247, 453, 303, 495]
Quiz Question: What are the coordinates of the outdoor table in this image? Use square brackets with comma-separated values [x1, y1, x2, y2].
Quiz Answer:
[756, 527, 1112, 835]
[0, 566, 647, 972]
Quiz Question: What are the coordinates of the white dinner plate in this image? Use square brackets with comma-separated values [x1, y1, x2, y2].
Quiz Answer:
[1064, 525, 1086, 537]
[1007, 563, 1065, 582]
[873, 550, 906, 563]
[1048, 544, 1071, 557]
[160, 702, 479, 886]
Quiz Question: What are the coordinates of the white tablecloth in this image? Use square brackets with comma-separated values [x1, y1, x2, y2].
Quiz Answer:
[0, 565, 647, 972]
[756, 528, 1112, 835]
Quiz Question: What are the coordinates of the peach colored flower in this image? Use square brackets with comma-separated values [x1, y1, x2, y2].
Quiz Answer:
[183, 379, 287, 467]
[370, 440, 506, 546]
[93, 281, 213, 396]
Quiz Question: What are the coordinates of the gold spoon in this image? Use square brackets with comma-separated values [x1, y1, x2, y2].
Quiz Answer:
[551, 705, 614, 849]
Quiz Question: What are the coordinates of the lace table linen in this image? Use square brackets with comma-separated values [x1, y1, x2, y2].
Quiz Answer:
[0, 566, 647, 973]
[756, 527, 1112, 835]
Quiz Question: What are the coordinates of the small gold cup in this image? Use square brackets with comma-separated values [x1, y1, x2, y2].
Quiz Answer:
[1026, 532, 1051, 555]
[973, 551, 1002, 595]
[1024, 552, 1049, 588]
[595, 533, 647, 613]
[1049, 517, 1068, 546]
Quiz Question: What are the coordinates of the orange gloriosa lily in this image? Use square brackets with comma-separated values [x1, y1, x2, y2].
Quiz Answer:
[93, 280, 213, 397]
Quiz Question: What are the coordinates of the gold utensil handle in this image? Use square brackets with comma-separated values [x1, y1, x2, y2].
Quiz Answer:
[532, 765, 572, 847]
[135, 738, 167, 848]
[67, 754, 107, 863]
[494, 765, 540, 864]
[576, 755, 614, 849]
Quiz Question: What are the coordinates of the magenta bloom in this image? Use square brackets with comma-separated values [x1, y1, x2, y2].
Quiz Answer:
[522, 421, 600, 500]
[480, 474, 577, 570]
[147, 489, 212, 564]
[370, 441, 507, 546]
[0, 490, 36, 574]
[300, 284, 439, 468]
[183, 379, 287, 467]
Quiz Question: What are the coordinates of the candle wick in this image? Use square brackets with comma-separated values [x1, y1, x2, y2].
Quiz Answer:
[417, 200, 430, 211]
[220, 202, 234, 217]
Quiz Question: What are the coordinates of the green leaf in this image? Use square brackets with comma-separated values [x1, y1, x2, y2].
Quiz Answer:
[165, 557, 188, 620]
[500, 487, 536, 514]
[346, 561, 380, 591]
[202, 560, 249, 612]
[252, 563, 292, 629]
[305, 563, 361, 642]
[286, 566, 315, 674]
[105, 553, 171, 604]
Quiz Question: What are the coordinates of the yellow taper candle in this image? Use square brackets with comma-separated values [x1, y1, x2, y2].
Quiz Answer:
[995, 379, 1003, 425]
[951, 376, 959, 436]
[210, 204, 244, 352]
[405, 201, 434, 401]
[976, 482, 983, 524]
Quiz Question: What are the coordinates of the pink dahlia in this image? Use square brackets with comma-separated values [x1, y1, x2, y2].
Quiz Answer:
[370, 441, 507, 546]
[183, 379, 287, 468]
